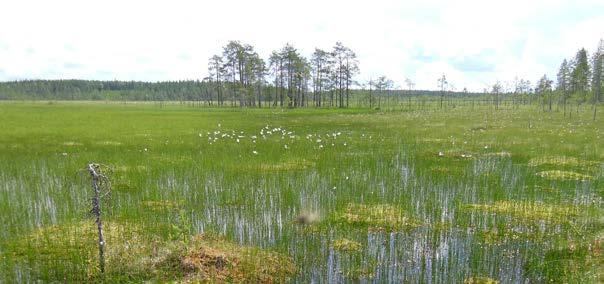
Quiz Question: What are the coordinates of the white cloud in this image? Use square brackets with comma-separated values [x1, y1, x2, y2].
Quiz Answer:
[0, 0, 602, 91]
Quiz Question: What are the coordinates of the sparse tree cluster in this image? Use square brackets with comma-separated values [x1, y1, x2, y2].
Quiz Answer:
[368, 76, 394, 109]
[535, 74, 554, 111]
[478, 38, 603, 117]
[552, 40, 604, 119]
[206, 41, 358, 108]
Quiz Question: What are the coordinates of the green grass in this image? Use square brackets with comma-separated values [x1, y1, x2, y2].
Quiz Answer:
[0, 101, 602, 282]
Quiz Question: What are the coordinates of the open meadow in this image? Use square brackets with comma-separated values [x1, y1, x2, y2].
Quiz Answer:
[0, 101, 602, 282]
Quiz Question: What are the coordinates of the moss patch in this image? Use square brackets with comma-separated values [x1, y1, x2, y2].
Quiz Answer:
[483, 151, 511, 157]
[258, 159, 315, 171]
[528, 156, 599, 168]
[536, 170, 592, 181]
[336, 203, 420, 231]
[464, 277, 499, 284]
[142, 200, 183, 211]
[332, 238, 362, 252]
[464, 201, 580, 223]
[62, 141, 83, 146]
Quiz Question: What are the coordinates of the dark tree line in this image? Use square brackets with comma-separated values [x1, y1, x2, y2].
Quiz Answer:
[0, 78, 484, 104]
[0, 79, 207, 101]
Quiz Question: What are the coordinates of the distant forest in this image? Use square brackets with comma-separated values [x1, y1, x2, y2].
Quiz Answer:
[0, 79, 480, 103]
[1, 39, 602, 110]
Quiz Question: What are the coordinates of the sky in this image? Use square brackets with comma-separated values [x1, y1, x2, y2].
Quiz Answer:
[0, 0, 603, 92]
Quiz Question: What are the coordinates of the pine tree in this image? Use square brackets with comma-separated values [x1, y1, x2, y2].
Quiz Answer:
[557, 59, 571, 115]
[592, 39, 603, 120]
[570, 48, 591, 105]
[535, 74, 553, 111]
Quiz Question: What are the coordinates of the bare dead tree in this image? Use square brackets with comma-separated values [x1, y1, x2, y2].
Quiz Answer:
[86, 163, 111, 273]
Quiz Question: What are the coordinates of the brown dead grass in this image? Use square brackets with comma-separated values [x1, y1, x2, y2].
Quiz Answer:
[177, 235, 296, 283]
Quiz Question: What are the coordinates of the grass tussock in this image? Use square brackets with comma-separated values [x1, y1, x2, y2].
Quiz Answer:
[62, 141, 83, 146]
[475, 228, 549, 245]
[98, 141, 123, 146]
[257, 159, 315, 171]
[464, 277, 499, 284]
[114, 165, 148, 172]
[483, 151, 511, 157]
[142, 200, 183, 211]
[465, 201, 580, 223]
[528, 156, 599, 168]
[332, 238, 362, 252]
[337, 203, 420, 231]
[536, 170, 593, 181]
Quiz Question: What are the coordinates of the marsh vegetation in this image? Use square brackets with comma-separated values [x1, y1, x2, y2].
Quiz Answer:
[0, 101, 602, 282]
